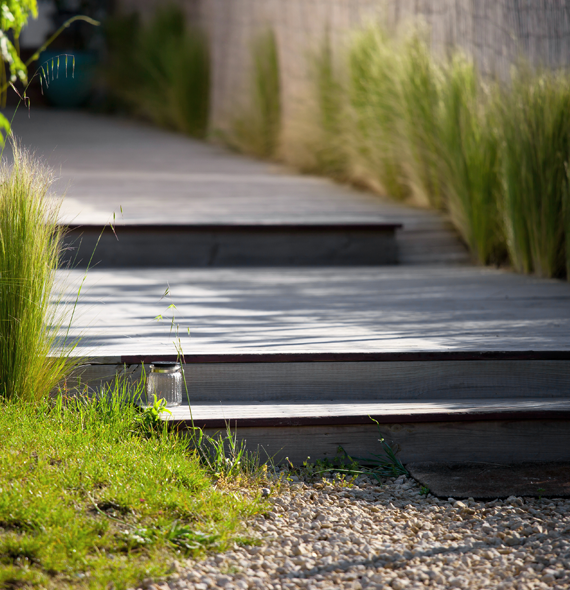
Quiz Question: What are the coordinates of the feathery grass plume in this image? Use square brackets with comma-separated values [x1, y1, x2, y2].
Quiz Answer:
[500, 67, 570, 278]
[231, 28, 282, 158]
[398, 30, 445, 209]
[0, 143, 79, 402]
[347, 25, 408, 200]
[437, 53, 507, 265]
[104, 5, 210, 138]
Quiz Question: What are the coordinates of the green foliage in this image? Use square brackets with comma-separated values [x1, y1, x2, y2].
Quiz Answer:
[0, 144, 81, 402]
[0, 3, 99, 144]
[347, 25, 408, 200]
[231, 28, 281, 158]
[437, 54, 507, 265]
[0, 1, 37, 138]
[0, 1, 36, 90]
[189, 424, 264, 481]
[133, 393, 171, 436]
[500, 69, 570, 278]
[105, 5, 210, 138]
[304, 22, 570, 276]
[0, 385, 262, 589]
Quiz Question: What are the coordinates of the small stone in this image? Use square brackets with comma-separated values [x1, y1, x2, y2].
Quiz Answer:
[261, 487, 271, 497]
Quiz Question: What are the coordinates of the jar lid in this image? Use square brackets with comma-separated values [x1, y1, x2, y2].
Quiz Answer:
[149, 361, 181, 373]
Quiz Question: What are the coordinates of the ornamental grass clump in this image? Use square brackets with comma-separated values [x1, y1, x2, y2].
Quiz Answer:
[436, 54, 507, 266]
[231, 28, 282, 158]
[500, 68, 570, 278]
[0, 144, 78, 402]
[347, 25, 408, 201]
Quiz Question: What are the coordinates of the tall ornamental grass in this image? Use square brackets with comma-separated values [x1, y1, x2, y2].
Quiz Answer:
[501, 70, 570, 277]
[347, 26, 409, 201]
[0, 145, 78, 402]
[437, 55, 507, 266]
[231, 28, 282, 158]
[105, 5, 210, 138]
[300, 23, 570, 277]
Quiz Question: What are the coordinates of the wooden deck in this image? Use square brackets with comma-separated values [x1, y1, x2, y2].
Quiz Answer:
[61, 266, 570, 359]
[13, 108, 567, 465]
[60, 265, 570, 464]
[9, 108, 469, 265]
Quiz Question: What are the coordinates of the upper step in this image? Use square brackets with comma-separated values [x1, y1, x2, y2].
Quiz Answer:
[7, 109, 469, 266]
[61, 222, 401, 267]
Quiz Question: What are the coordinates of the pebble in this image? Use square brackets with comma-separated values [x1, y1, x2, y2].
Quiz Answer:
[135, 475, 570, 590]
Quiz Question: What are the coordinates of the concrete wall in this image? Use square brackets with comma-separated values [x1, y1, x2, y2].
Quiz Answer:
[117, 0, 570, 132]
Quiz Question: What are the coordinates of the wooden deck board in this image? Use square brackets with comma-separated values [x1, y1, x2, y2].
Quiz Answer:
[167, 398, 570, 427]
[59, 266, 570, 359]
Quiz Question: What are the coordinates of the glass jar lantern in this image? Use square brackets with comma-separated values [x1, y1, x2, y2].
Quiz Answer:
[146, 362, 183, 407]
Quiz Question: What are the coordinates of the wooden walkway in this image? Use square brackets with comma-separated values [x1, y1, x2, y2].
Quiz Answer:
[10, 108, 468, 265]
[11, 107, 568, 465]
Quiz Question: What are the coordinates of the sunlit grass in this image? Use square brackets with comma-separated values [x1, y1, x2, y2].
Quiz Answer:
[0, 387, 264, 589]
[500, 68, 570, 278]
[0, 144, 81, 402]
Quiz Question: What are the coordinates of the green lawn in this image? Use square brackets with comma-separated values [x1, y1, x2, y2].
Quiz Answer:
[0, 390, 265, 589]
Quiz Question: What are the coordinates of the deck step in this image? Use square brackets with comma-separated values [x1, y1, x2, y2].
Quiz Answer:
[70, 351, 570, 402]
[170, 399, 570, 466]
[66, 353, 570, 466]
[168, 398, 570, 428]
[61, 222, 401, 267]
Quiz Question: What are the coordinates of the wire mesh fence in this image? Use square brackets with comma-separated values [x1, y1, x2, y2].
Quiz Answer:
[117, 0, 570, 130]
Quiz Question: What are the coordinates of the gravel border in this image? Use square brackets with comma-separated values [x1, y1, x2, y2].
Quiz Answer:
[141, 474, 570, 590]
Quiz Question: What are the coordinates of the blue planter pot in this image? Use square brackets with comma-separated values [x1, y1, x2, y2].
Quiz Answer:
[38, 50, 97, 108]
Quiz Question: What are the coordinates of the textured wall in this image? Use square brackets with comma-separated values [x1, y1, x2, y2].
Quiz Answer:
[117, 0, 570, 131]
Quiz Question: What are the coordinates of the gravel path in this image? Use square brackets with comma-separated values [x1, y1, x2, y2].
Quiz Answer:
[143, 475, 570, 590]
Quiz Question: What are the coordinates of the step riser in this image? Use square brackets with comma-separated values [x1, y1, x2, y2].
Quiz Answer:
[62, 225, 399, 267]
[69, 360, 570, 401]
[198, 420, 570, 466]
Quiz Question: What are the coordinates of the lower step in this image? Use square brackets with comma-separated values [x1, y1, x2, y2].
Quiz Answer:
[168, 399, 570, 465]
[63, 352, 570, 465]
[61, 222, 401, 267]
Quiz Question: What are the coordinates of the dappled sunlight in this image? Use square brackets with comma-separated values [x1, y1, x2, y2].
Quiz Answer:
[55, 266, 570, 357]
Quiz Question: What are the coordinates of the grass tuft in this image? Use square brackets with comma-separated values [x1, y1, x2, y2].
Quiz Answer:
[500, 68, 570, 277]
[0, 143, 80, 403]
[0, 385, 264, 589]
